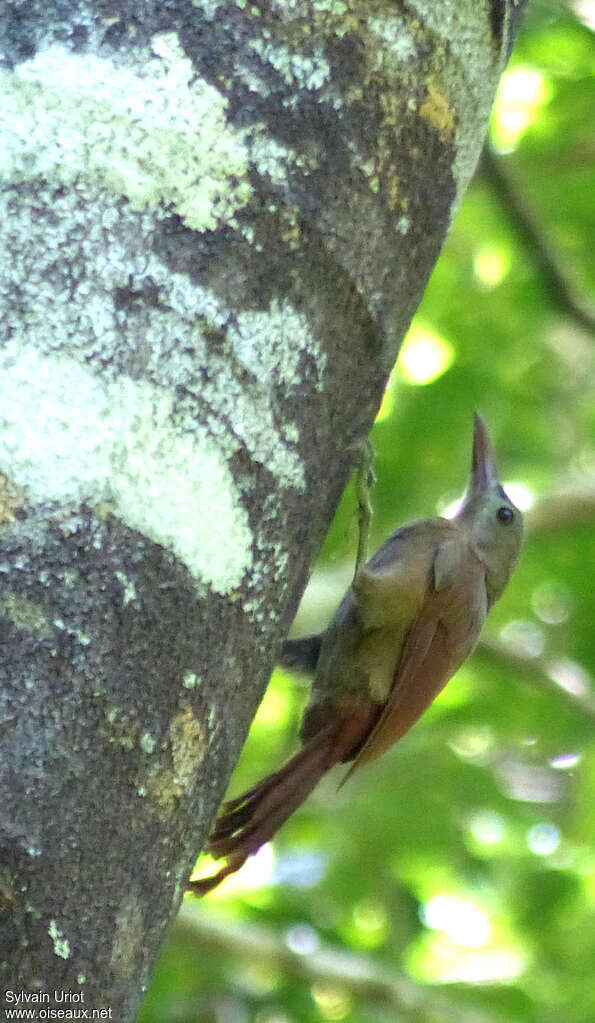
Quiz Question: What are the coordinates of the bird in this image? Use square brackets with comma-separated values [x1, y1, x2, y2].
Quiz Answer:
[190, 414, 523, 895]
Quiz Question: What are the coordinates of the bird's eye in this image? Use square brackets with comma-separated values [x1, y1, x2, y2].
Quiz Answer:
[497, 506, 514, 525]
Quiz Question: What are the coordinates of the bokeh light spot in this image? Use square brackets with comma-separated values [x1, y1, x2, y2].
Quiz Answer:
[398, 326, 455, 386]
[311, 982, 351, 1021]
[491, 66, 552, 151]
[473, 245, 511, 288]
[500, 619, 545, 658]
[528, 822, 561, 856]
[504, 481, 534, 511]
[468, 810, 505, 847]
[351, 899, 389, 948]
[285, 923, 319, 956]
[422, 894, 491, 948]
[532, 581, 572, 625]
[550, 752, 581, 771]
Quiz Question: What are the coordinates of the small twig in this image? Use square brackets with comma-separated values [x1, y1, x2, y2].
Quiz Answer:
[482, 147, 595, 335]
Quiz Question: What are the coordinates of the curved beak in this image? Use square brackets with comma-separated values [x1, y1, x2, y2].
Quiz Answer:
[468, 413, 501, 495]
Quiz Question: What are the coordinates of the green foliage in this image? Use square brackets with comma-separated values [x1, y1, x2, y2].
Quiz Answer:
[139, 5, 594, 1021]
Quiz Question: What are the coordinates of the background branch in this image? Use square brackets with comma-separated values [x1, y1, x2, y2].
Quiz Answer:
[177, 904, 504, 1023]
[524, 486, 595, 536]
[478, 636, 595, 722]
[482, 147, 595, 335]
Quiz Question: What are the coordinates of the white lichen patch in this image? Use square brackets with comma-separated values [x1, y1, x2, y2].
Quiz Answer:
[192, 0, 225, 18]
[1, 181, 314, 492]
[115, 571, 137, 607]
[311, 0, 348, 13]
[140, 731, 157, 755]
[0, 342, 253, 593]
[230, 299, 324, 392]
[0, 594, 53, 638]
[367, 12, 417, 71]
[48, 919, 71, 960]
[182, 296, 315, 489]
[268, 0, 308, 15]
[247, 127, 298, 188]
[0, 32, 252, 231]
[132, 286, 313, 487]
[248, 37, 331, 91]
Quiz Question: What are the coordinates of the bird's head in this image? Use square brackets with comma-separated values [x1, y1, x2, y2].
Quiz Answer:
[455, 414, 523, 605]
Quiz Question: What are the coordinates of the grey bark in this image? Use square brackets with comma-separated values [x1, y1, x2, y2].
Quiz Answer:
[0, 1, 527, 1018]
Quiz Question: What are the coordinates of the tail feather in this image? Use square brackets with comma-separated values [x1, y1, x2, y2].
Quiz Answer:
[189, 723, 343, 897]
[189, 708, 381, 897]
[210, 725, 341, 834]
[209, 729, 335, 858]
[278, 634, 323, 674]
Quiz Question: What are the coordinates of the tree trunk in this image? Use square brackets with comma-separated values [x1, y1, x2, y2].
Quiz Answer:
[0, 1, 526, 1018]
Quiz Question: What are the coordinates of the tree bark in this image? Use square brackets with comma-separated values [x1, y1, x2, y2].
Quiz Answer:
[0, 1, 527, 1018]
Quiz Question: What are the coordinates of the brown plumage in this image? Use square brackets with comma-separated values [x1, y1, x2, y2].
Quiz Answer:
[190, 415, 523, 896]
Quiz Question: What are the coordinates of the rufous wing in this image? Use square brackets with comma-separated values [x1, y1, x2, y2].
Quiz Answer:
[340, 606, 451, 784]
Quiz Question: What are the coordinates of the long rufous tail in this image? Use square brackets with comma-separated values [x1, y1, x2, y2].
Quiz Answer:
[189, 711, 376, 896]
